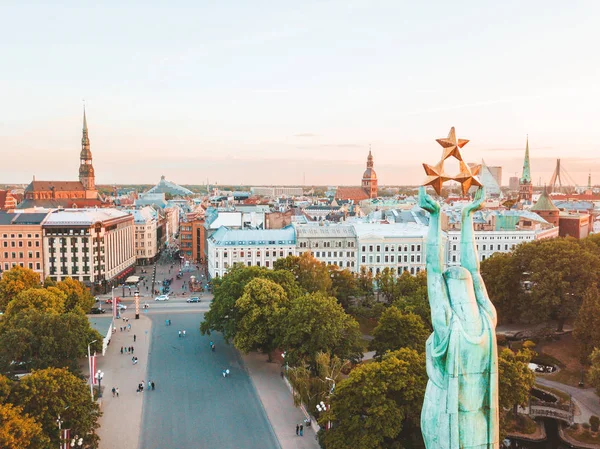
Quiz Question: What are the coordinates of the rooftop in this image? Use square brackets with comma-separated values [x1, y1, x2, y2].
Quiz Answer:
[44, 208, 131, 226]
[210, 225, 296, 246]
[145, 176, 193, 196]
[295, 224, 356, 237]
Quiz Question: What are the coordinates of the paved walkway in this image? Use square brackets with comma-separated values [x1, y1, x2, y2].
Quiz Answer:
[243, 352, 320, 449]
[536, 376, 600, 424]
[95, 313, 152, 449]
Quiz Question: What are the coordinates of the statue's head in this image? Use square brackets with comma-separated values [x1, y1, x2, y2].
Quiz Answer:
[443, 266, 478, 316]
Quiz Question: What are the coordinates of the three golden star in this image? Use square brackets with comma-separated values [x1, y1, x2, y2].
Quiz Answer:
[422, 127, 481, 195]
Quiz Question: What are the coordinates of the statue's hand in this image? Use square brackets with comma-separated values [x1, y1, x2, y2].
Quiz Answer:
[462, 186, 485, 217]
[418, 186, 440, 215]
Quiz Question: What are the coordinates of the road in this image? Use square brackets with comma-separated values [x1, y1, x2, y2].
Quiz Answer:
[138, 312, 280, 449]
[536, 376, 600, 423]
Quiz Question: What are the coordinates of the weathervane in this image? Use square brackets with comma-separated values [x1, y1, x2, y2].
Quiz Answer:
[422, 127, 482, 195]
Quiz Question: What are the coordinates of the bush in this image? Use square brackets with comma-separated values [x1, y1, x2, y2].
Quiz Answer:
[590, 416, 600, 432]
[583, 423, 591, 430]
[523, 340, 537, 350]
[497, 334, 508, 346]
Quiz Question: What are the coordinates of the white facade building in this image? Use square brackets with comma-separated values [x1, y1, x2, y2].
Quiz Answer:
[295, 224, 357, 270]
[353, 223, 430, 276]
[42, 209, 135, 285]
[208, 226, 296, 278]
[252, 186, 304, 197]
[123, 207, 158, 265]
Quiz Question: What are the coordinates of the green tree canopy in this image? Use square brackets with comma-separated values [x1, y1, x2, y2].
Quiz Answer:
[320, 348, 427, 449]
[574, 284, 600, 364]
[589, 348, 600, 397]
[0, 403, 49, 449]
[0, 374, 12, 403]
[328, 265, 357, 310]
[55, 278, 95, 313]
[10, 367, 101, 449]
[278, 292, 363, 366]
[0, 266, 40, 311]
[480, 252, 523, 323]
[369, 306, 430, 358]
[0, 311, 102, 373]
[274, 252, 332, 294]
[498, 348, 535, 422]
[200, 265, 301, 342]
[3, 288, 66, 318]
[233, 278, 289, 359]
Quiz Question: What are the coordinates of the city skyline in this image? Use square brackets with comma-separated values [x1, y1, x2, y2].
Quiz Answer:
[2, 1, 599, 186]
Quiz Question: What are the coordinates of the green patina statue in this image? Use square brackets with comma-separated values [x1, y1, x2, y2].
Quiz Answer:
[419, 186, 499, 449]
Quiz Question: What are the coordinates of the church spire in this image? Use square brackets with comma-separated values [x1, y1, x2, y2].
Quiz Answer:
[520, 135, 531, 184]
[79, 107, 95, 192]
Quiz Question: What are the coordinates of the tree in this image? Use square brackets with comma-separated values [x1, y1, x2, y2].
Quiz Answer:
[328, 265, 357, 310]
[356, 265, 374, 299]
[0, 403, 49, 449]
[278, 293, 363, 366]
[498, 348, 535, 421]
[375, 267, 397, 304]
[526, 238, 600, 331]
[480, 252, 523, 324]
[369, 306, 430, 358]
[320, 348, 427, 449]
[288, 352, 349, 414]
[233, 278, 289, 360]
[0, 311, 103, 373]
[274, 252, 332, 294]
[55, 278, 95, 313]
[574, 284, 600, 364]
[0, 374, 12, 403]
[200, 265, 300, 342]
[392, 271, 431, 330]
[589, 348, 600, 397]
[0, 266, 40, 311]
[3, 288, 66, 317]
[10, 367, 101, 449]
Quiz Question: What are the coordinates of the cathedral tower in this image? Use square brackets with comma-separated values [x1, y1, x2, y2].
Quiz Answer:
[518, 136, 533, 202]
[79, 108, 96, 197]
[361, 149, 378, 199]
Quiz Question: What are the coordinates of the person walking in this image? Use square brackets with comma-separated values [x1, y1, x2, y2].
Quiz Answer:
[131, 346, 134, 354]
[133, 334, 136, 342]
[300, 424, 303, 437]
[120, 346, 123, 354]
[112, 387, 116, 397]
[151, 381, 155, 390]
[116, 387, 119, 397]
[296, 424, 299, 436]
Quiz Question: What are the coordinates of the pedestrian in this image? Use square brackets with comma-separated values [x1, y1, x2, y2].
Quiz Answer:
[124, 347, 128, 354]
[151, 381, 155, 390]
[132, 356, 135, 364]
[112, 387, 116, 397]
[116, 387, 119, 397]
[300, 424, 303, 436]
[296, 424, 299, 436]
[178, 330, 181, 338]
[131, 346, 134, 354]
[120, 346, 123, 354]
[133, 334, 136, 342]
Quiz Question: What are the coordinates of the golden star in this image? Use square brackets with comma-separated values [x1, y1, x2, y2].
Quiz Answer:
[452, 161, 482, 195]
[436, 127, 470, 161]
[422, 160, 451, 195]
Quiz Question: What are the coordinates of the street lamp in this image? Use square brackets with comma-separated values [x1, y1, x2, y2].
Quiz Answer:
[70, 435, 83, 447]
[87, 340, 97, 400]
[95, 370, 104, 398]
[316, 401, 330, 430]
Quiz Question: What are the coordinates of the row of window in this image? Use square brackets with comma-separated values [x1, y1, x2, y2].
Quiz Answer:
[450, 235, 533, 241]
[3, 262, 41, 271]
[298, 241, 355, 248]
[361, 244, 421, 253]
[361, 254, 421, 264]
[368, 266, 421, 275]
[313, 251, 355, 258]
[2, 251, 41, 259]
[1, 233, 40, 239]
[451, 243, 517, 252]
[216, 249, 293, 259]
[2, 240, 41, 248]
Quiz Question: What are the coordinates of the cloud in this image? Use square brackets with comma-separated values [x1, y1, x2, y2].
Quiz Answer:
[294, 133, 317, 137]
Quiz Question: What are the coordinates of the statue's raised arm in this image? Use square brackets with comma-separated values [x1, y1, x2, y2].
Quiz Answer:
[460, 186, 497, 324]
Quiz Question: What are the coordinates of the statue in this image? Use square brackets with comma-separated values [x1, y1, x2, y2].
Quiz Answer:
[419, 128, 499, 449]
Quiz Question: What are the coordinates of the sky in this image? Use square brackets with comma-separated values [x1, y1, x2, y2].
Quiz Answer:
[1, 0, 599, 187]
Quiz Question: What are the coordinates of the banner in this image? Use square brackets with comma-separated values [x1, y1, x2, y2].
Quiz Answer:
[61, 429, 70, 449]
[91, 354, 97, 385]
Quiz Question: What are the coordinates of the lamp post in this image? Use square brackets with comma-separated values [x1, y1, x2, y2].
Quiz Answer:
[95, 370, 104, 398]
[316, 401, 330, 430]
[70, 435, 83, 447]
[87, 340, 97, 400]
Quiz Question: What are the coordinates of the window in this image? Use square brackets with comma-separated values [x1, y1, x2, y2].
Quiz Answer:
[361, 245, 366, 252]
[280, 251, 284, 257]
[411, 245, 415, 252]
[266, 261, 270, 267]
[385, 246, 389, 252]
[376, 256, 380, 263]
[376, 245, 381, 252]
[417, 244, 421, 251]
[384, 255, 389, 263]
[452, 245, 456, 251]
[483, 245, 486, 251]
[361, 255, 366, 263]
[28, 252, 32, 258]
[369, 245, 373, 252]
[411, 255, 415, 262]
[390, 255, 394, 263]
[403, 255, 407, 262]
[452, 255, 456, 262]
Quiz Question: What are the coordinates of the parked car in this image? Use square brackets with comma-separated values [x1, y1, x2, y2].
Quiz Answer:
[155, 295, 169, 301]
[90, 308, 105, 314]
[186, 297, 200, 303]
[117, 303, 127, 310]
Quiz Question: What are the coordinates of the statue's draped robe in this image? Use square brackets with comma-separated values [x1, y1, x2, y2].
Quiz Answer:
[421, 304, 499, 449]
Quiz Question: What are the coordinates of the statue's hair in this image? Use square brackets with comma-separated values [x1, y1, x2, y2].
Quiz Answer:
[443, 266, 472, 281]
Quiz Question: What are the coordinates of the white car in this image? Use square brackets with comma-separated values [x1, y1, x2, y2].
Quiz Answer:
[117, 303, 127, 310]
[155, 295, 169, 301]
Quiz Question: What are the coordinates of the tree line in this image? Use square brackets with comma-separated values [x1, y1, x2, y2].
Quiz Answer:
[202, 252, 535, 448]
[0, 266, 103, 449]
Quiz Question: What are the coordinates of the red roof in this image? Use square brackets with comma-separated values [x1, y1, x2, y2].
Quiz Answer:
[0, 190, 17, 210]
[335, 187, 369, 202]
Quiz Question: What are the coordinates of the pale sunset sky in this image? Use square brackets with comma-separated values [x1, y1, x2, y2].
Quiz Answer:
[1, 1, 599, 187]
